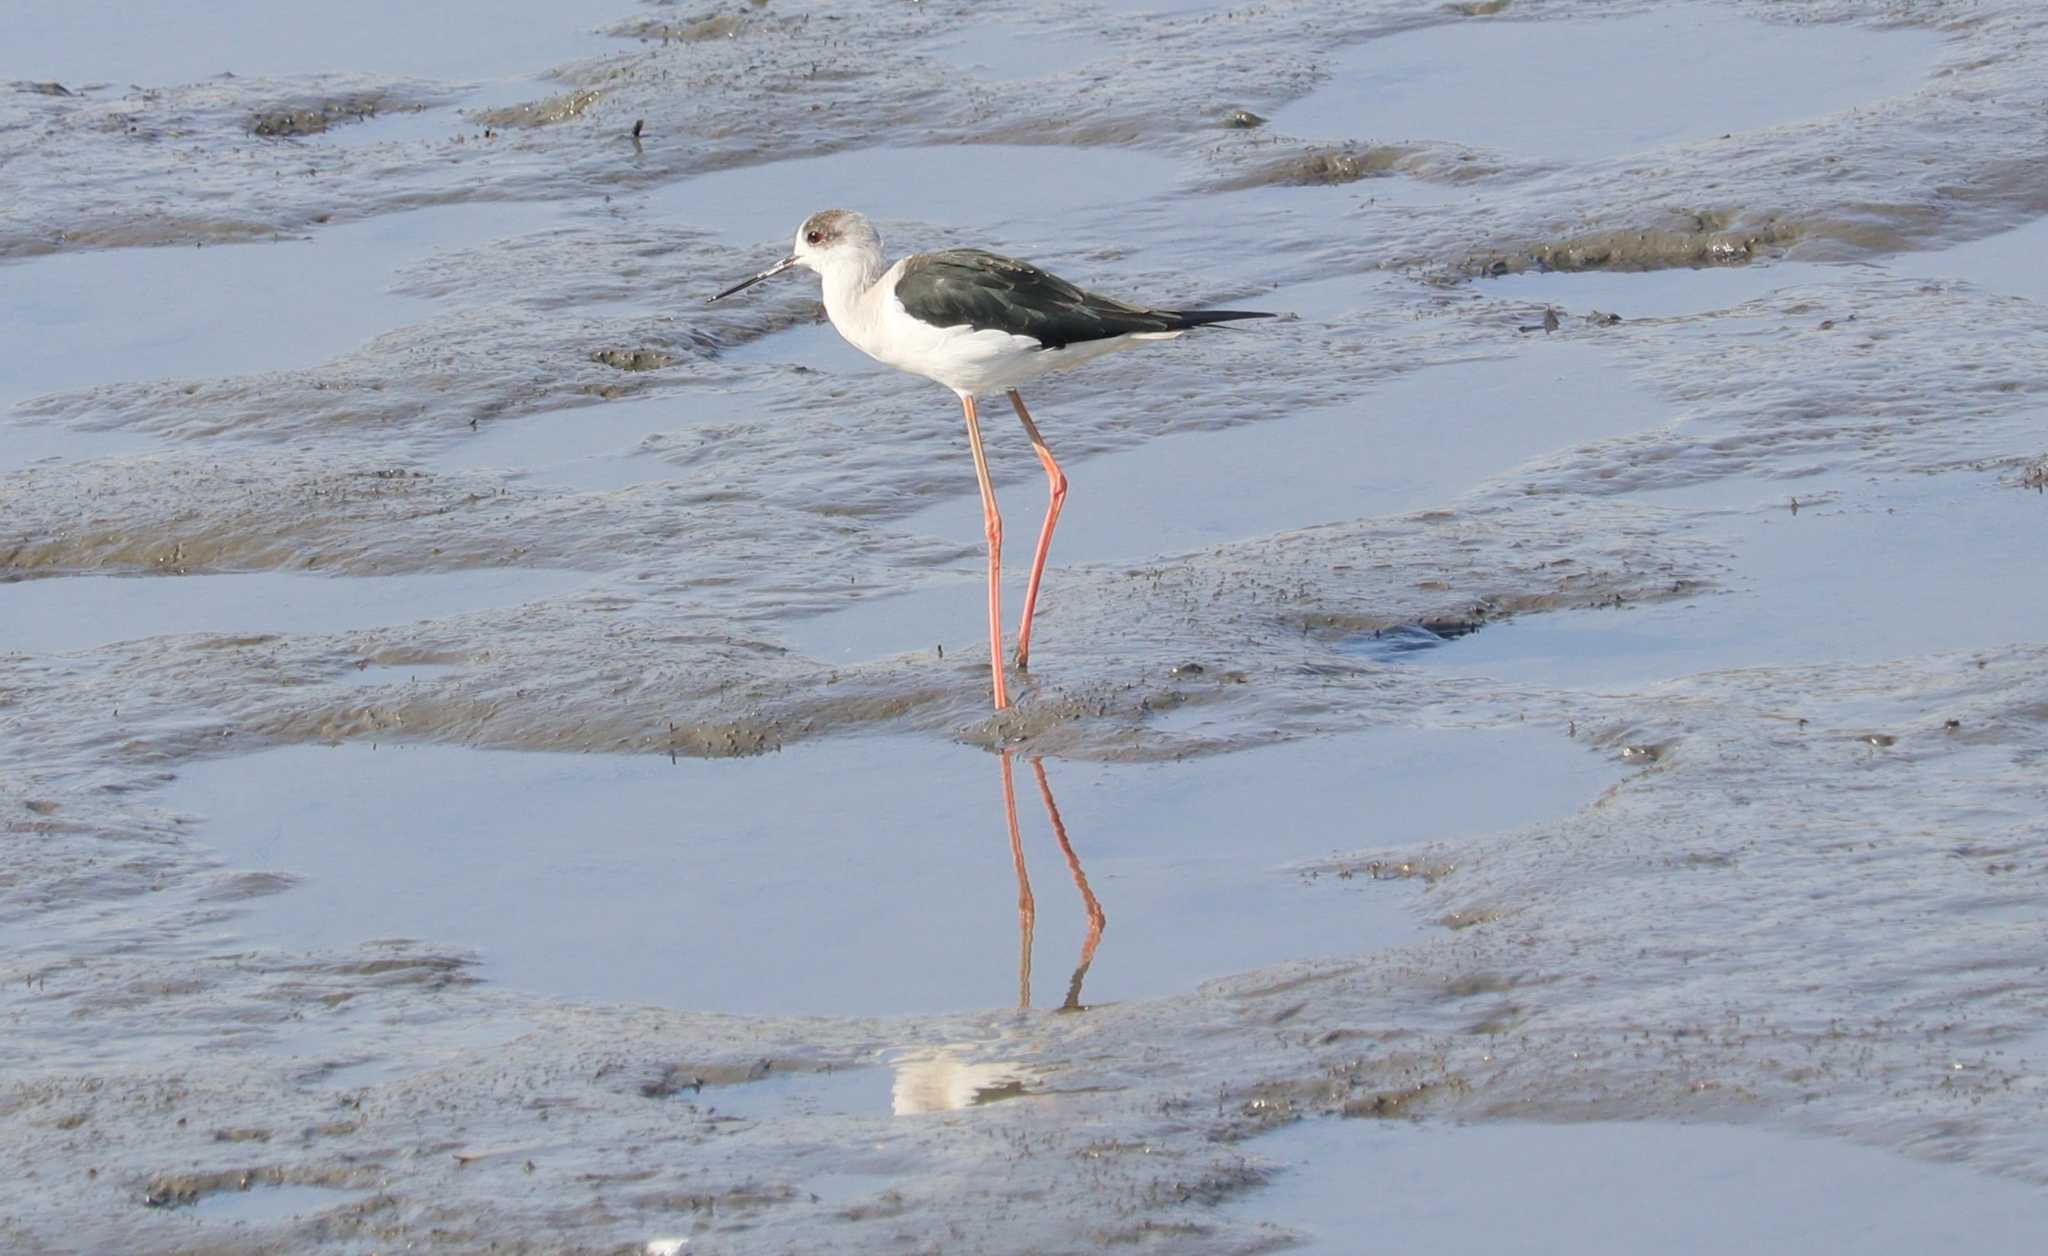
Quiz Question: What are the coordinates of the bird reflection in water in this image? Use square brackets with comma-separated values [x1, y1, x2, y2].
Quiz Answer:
[888, 755, 1106, 1115]
[998, 750, 1106, 1012]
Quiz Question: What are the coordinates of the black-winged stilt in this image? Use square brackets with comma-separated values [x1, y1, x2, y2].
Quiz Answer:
[710, 209, 1271, 709]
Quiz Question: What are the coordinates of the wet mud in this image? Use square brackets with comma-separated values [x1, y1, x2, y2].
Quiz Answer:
[6, 0, 2048, 1252]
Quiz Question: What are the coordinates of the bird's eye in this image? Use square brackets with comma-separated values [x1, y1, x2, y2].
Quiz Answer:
[805, 230, 823, 245]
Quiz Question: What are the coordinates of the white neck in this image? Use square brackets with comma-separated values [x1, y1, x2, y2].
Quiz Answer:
[817, 246, 888, 330]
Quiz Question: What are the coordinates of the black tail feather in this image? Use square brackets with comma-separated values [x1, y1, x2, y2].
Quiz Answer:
[1166, 309, 1277, 330]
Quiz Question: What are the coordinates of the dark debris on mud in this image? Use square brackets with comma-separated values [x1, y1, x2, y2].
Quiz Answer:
[250, 96, 389, 137]
[1467, 214, 1803, 278]
[1216, 145, 1415, 188]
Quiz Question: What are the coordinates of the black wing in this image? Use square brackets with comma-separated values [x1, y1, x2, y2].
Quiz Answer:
[894, 249, 1271, 349]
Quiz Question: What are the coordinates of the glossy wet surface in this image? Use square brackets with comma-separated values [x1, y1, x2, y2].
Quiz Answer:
[7, 0, 605, 86]
[1890, 215, 2048, 305]
[426, 391, 748, 492]
[0, 568, 590, 656]
[0, 199, 573, 468]
[1271, 6, 1945, 162]
[643, 145, 1191, 247]
[1226, 1119, 2048, 1254]
[188, 1183, 372, 1226]
[1396, 472, 2048, 687]
[160, 727, 1618, 1015]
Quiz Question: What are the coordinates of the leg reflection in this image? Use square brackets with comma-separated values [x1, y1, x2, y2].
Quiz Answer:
[999, 751, 1035, 1011]
[1033, 758, 1106, 1012]
[997, 751, 1108, 1011]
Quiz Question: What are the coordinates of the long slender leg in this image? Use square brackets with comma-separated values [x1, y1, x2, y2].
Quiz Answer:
[1000, 751, 1035, 1010]
[1008, 389, 1066, 671]
[1032, 758, 1105, 1011]
[960, 394, 1008, 709]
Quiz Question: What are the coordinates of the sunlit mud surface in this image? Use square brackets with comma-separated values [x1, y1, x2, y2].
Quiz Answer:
[5, 0, 2048, 1251]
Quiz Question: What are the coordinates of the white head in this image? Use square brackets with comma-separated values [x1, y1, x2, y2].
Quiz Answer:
[706, 208, 884, 302]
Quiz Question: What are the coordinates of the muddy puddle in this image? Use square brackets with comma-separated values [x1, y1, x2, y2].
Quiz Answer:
[1891, 215, 2048, 305]
[9, 0, 606, 87]
[1389, 471, 2048, 688]
[186, 1181, 372, 1227]
[1225, 1118, 2048, 1254]
[9, 0, 2048, 1251]
[424, 390, 757, 492]
[0, 199, 577, 469]
[640, 145, 1192, 248]
[1, 568, 590, 656]
[1271, 5, 1944, 163]
[158, 727, 1617, 1015]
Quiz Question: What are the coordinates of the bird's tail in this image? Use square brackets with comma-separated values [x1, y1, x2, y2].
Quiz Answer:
[1166, 309, 1276, 331]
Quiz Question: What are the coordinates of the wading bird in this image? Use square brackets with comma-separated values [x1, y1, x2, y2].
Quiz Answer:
[710, 209, 1269, 709]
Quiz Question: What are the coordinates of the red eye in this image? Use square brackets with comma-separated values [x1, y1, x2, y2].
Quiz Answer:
[806, 230, 823, 245]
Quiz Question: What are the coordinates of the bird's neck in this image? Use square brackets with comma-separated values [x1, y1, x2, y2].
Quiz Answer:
[818, 250, 886, 328]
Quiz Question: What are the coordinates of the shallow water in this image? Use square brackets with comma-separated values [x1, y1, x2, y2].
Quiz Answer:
[0, 568, 590, 655]
[426, 391, 753, 491]
[0, 422, 155, 472]
[1226, 1119, 2048, 1254]
[1889, 215, 2048, 305]
[160, 726, 1617, 1015]
[1400, 472, 2047, 688]
[187, 1182, 371, 1226]
[6, 0, 606, 86]
[643, 145, 1191, 248]
[1271, 6, 1945, 162]
[0, 199, 573, 465]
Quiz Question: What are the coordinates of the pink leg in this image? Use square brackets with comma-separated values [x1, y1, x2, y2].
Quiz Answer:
[1032, 758, 1105, 1011]
[1001, 751, 1035, 1010]
[1008, 389, 1066, 671]
[960, 394, 1008, 709]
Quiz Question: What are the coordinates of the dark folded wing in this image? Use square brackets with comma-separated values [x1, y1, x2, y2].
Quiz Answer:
[894, 249, 1270, 349]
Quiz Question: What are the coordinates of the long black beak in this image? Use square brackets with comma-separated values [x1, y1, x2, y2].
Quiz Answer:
[707, 254, 799, 303]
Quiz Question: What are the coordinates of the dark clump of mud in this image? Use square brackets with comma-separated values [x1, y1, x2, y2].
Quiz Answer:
[1219, 145, 1413, 189]
[608, 13, 752, 43]
[590, 347, 676, 371]
[251, 98, 386, 138]
[1469, 212, 1802, 276]
[473, 88, 602, 128]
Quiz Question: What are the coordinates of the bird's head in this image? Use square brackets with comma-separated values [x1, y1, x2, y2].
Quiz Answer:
[707, 209, 882, 302]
